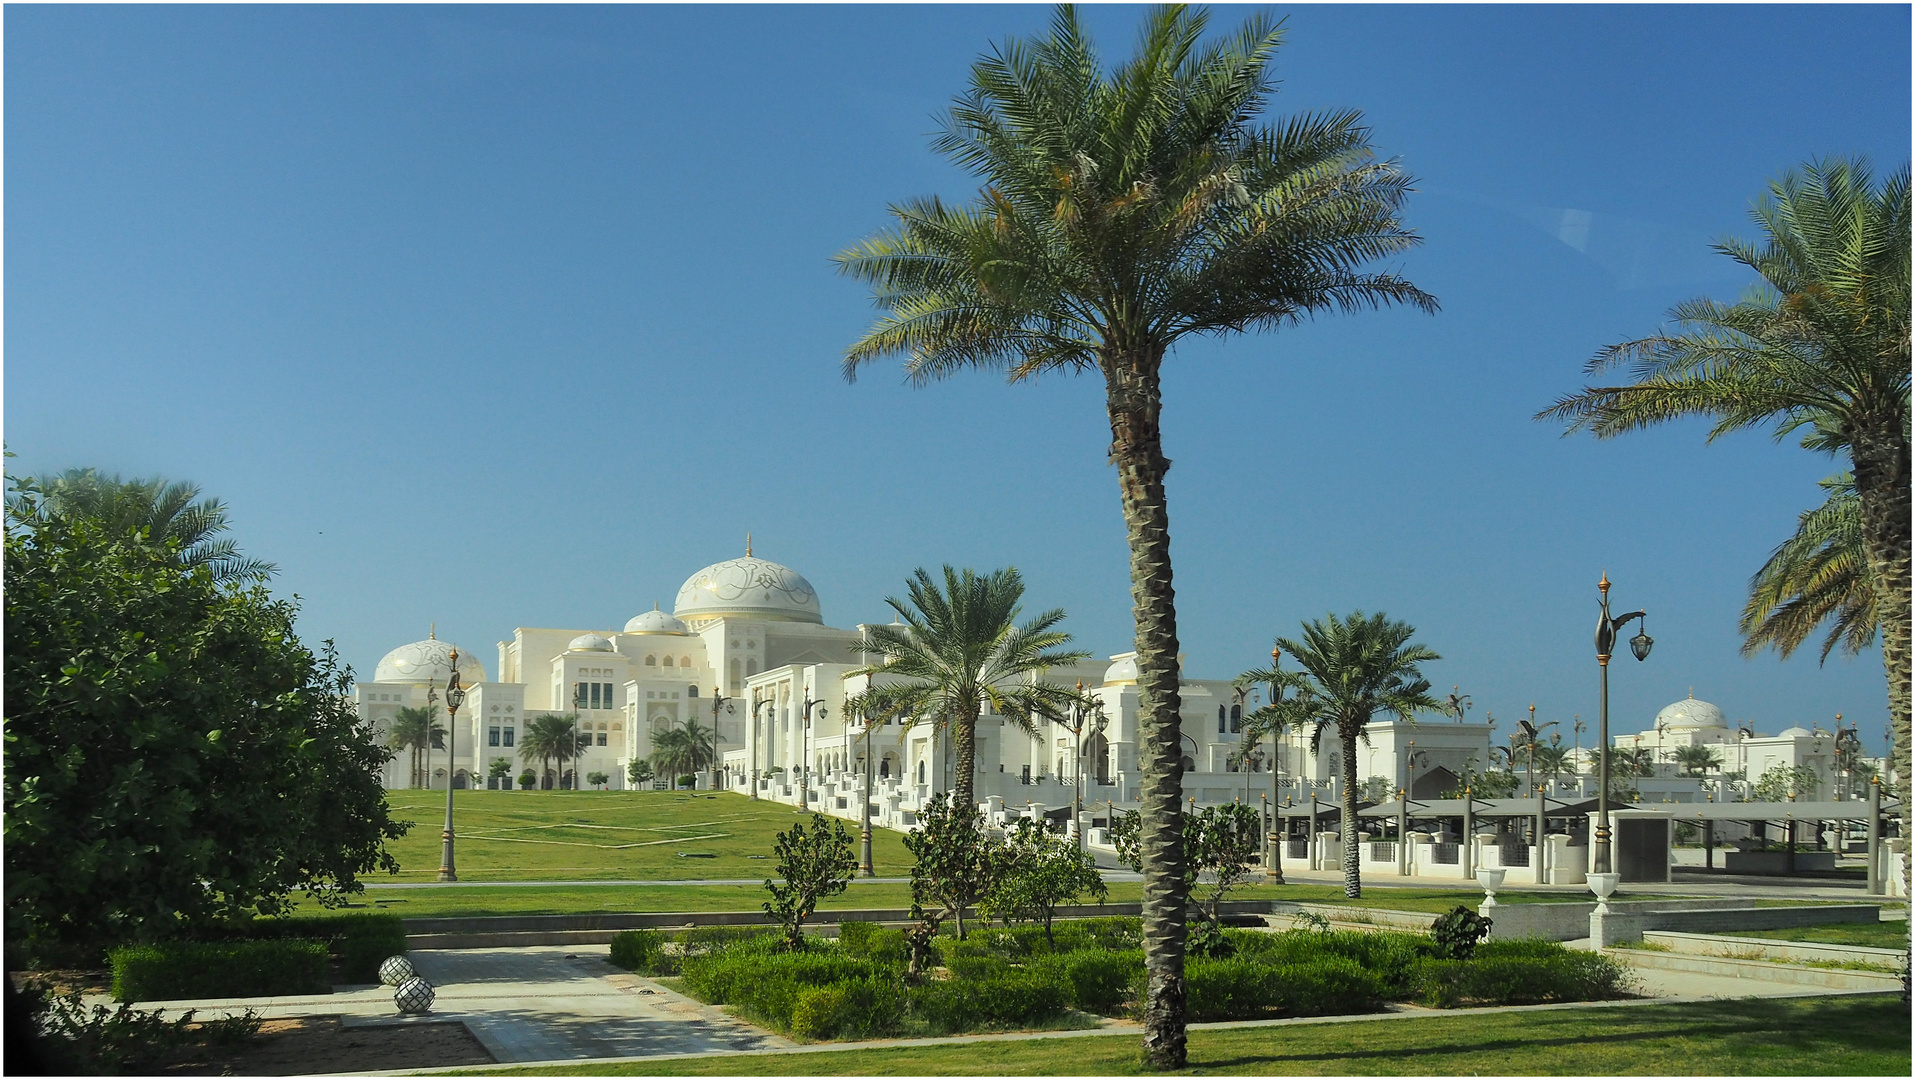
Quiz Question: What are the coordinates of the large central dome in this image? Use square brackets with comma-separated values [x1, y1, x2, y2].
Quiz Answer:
[375, 637, 488, 685]
[674, 555, 822, 624]
[1655, 695, 1726, 730]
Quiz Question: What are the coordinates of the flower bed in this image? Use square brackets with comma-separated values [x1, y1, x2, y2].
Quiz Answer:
[607, 916, 1636, 1040]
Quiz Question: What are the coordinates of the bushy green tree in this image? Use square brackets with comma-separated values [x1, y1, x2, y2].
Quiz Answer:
[4, 481, 407, 948]
[762, 813, 858, 950]
[980, 818, 1107, 946]
[1753, 763, 1822, 802]
[1112, 801, 1261, 943]
[586, 771, 610, 790]
[903, 792, 1003, 942]
[487, 757, 514, 787]
[626, 759, 655, 787]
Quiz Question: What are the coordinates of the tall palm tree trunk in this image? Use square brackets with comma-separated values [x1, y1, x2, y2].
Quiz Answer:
[954, 700, 978, 812]
[1340, 731, 1363, 899]
[1850, 424, 1911, 881]
[1105, 353, 1189, 1071]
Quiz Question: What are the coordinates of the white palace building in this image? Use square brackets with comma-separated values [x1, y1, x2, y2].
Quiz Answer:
[353, 549, 1867, 833]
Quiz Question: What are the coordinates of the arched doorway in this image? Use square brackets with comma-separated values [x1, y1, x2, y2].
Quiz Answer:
[1086, 732, 1109, 785]
[1412, 765, 1457, 800]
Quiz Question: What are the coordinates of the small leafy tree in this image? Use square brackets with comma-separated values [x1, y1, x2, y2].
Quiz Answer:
[1357, 776, 1395, 806]
[762, 813, 857, 950]
[1111, 802, 1262, 947]
[1753, 763, 1822, 802]
[487, 758, 513, 787]
[1430, 905, 1492, 960]
[627, 759, 655, 787]
[586, 771, 610, 790]
[518, 770, 537, 790]
[981, 819, 1107, 945]
[903, 792, 1002, 942]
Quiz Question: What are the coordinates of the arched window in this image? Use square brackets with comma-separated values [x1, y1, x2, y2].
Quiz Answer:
[917, 760, 926, 784]
[688, 684, 699, 697]
[746, 659, 759, 676]
[1180, 755, 1195, 774]
[681, 656, 692, 668]
[729, 658, 742, 687]
[1230, 703, 1242, 733]
[662, 655, 673, 667]
[1218, 704, 1227, 734]
[645, 655, 657, 666]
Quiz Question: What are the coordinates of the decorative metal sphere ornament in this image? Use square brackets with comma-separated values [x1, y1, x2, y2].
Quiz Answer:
[378, 955, 417, 986]
[394, 976, 436, 1015]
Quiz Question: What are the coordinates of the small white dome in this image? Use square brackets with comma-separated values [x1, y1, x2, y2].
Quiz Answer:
[1103, 652, 1139, 686]
[375, 638, 487, 685]
[1655, 696, 1726, 731]
[568, 633, 616, 652]
[624, 608, 690, 634]
[1777, 726, 1812, 738]
[675, 554, 821, 624]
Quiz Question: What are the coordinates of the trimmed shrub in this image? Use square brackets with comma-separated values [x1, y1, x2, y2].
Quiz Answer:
[944, 954, 1012, 981]
[679, 925, 778, 958]
[110, 939, 329, 1002]
[1184, 956, 1385, 1021]
[254, 913, 408, 984]
[1229, 929, 1429, 997]
[609, 929, 674, 976]
[839, 924, 910, 966]
[682, 951, 891, 1030]
[909, 970, 1068, 1034]
[1411, 949, 1635, 1007]
[1027, 948, 1142, 1015]
[789, 977, 908, 1040]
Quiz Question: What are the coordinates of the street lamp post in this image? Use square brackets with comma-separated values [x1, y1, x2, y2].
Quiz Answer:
[750, 692, 773, 800]
[436, 650, 466, 882]
[1593, 573, 1653, 876]
[1067, 684, 1107, 849]
[797, 690, 828, 811]
[709, 687, 735, 791]
[1263, 646, 1286, 882]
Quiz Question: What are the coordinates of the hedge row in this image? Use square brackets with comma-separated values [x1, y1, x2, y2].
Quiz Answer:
[110, 939, 329, 1002]
[250, 912, 409, 984]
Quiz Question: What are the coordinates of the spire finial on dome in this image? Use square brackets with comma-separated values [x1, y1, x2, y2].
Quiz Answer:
[746, 533, 753, 557]
[430, 622, 436, 640]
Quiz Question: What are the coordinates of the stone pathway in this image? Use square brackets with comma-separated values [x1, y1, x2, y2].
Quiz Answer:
[103, 945, 792, 1066]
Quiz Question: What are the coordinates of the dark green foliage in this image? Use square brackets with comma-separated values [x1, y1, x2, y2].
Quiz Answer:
[250, 912, 407, 983]
[763, 813, 858, 949]
[1430, 905, 1494, 960]
[1184, 954, 1386, 1021]
[836, 922, 910, 965]
[681, 951, 893, 1031]
[1187, 917, 1233, 958]
[110, 939, 329, 1002]
[1026, 948, 1143, 1015]
[609, 929, 673, 976]
[1411, 944, 1636, 1007]
[1229, 929, 1431, 997]
[980, 818, 1108, 944]
[908, 970, 1069, 1034]
[21, 980, 261, 1074]
[4, 488, 407, 948]
[789, 977, 908, 1040]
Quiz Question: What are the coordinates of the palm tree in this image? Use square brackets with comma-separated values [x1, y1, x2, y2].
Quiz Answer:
[835, 9, 1433, 1063]
[1742, 471, 1876, 662]
[857, 566, 1085, 812]
[520, 713, 583, 789]
[1269, 612, 1440, 900]
[1613, 745, 1657, 779]
[1532, 740, 1572, 790]
[386, 706, 445, 789]
[651, 718, 717, 787]
[1538, 157, 1910, 858]
[1673, 744, 1722, 779]
[19, 468, 276, 584]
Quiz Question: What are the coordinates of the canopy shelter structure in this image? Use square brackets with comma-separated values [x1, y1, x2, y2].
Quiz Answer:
[1659, 797, 1903, 891]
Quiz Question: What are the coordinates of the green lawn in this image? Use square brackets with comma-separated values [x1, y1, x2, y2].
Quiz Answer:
[374, 789, 916, 882]
[1737, 920, 1910, 950]
[467, 994, 1908, 1076]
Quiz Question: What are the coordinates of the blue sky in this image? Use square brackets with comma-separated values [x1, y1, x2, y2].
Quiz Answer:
[7, 4, 1909, 754]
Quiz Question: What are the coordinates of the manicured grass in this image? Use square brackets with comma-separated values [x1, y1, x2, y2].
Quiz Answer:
[373, 789, 917, 882]
[1737, 920, 1910, 950]
[472, 994, 1909, 1076]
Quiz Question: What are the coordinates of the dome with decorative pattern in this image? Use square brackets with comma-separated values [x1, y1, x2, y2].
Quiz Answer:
[375, 637, 487, 685]
[568, 633, 616, 652]
[1655, 695, 1726, 731]
[674, 555, 821, 623]
[624, 607, 691, 634]
[1103, 653, 1139, 686]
